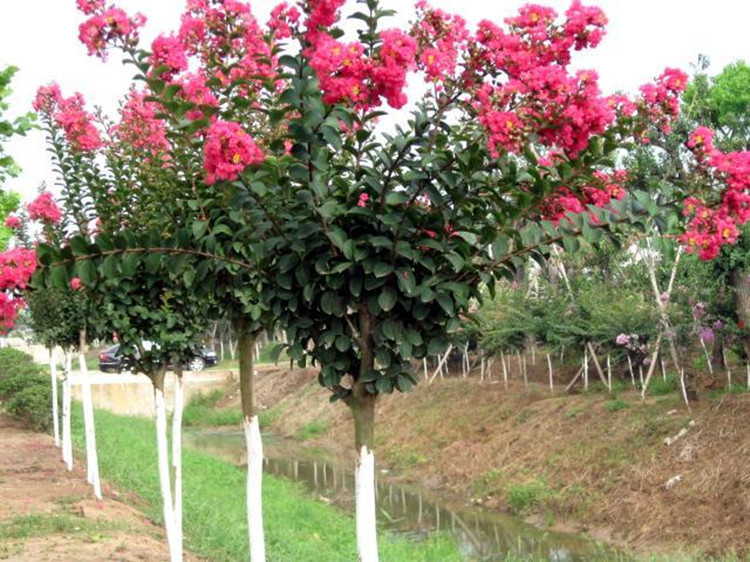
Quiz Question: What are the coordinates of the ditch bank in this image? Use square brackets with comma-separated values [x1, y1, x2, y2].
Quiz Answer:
[215, 365, 750, 559]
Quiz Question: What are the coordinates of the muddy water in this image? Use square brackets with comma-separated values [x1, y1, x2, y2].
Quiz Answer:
[185, 430, 612, 561]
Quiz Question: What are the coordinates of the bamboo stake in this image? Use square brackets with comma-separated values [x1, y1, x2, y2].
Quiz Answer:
[746, 362, 749, 390]
[583, 346, 589, 391]
[547, 354, 554, 394]
[518, 351, 527, 390]
[660, 358, 667, 382]
[501, 351, 508, 390]
[627, 355, 635, 388]
[639, 365, 644, 387]
[585, 342, 608, 386]
[700, 338, 713, 374]
[423, 358, 428, 382]
[531, 344, 536, 366]
[429, 345, 453, 384]
[607, 354, 612, 392]
[680, 368, 691, 412]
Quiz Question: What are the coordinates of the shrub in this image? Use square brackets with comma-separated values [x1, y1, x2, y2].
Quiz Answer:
[0, 347, 36, 377]
[5, 384, 54, 432]
[506, 480, 551, 515]
[182, 390, 242, 428]
[649, 373, 677, 396]
[605, 399, 630, 412]
[0, 371, 48, 400]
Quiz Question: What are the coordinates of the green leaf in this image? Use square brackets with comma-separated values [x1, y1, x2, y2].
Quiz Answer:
[378, 287, 398, 312]
[373, 262, 393, 278]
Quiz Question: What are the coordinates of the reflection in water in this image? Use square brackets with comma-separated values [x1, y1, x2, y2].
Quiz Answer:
[185, 431, 610, 561]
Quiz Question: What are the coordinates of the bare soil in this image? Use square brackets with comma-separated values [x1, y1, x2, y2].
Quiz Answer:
[0, 416, 203, 561]
[249, 362, 750, 558]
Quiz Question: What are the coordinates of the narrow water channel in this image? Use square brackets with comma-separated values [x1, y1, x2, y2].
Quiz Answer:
[185, 430, 612, 561]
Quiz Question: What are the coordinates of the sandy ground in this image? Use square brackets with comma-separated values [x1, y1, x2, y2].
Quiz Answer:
[0, 416, 201, 562]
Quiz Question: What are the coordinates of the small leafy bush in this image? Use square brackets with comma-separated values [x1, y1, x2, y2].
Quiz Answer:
[0, 348, 36, 378]
[605, 399, 630, 412]
[506, 480, 551, 515]
[649, 374, 677, 396]
[5, 384, 54, 432]
[0, 371, 48, 400]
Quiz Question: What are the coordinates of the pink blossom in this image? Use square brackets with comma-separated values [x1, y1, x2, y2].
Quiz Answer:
[78, 7, 146, 59]
[203, 120, 264, 185]
[54, 93, 102, 152]
[357, 193, 369, 207]
[70, 277, 83, 291]
[111, 90, 170, 158]
[76, 0, 104, 15]
[27, 193, 62, 225]
[32, 83, 63, 115]
[150, 34, 188, 80]
[4, 216, 21, 230]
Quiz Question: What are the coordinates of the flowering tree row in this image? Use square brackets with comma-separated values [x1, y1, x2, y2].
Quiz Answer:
[0, 0, 747, 560]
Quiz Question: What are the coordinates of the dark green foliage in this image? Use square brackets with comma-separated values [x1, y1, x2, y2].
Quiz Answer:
[0, 349, 57, 432]
[5, 384, 54, 432]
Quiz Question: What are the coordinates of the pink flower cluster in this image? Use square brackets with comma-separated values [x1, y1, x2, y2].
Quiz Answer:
[268, 2, 301, 41]
[461, 2, 615, 158]
[78, 5, 146, 59]
[203, 120, 264, 185]
[32, 83, 63, 114]
[636, 68, 687, 135]
[111, 90, 170, 159]
[4, 216, 22, 230]
[303, 0, 346, 46]
[308, 30, 416, 110]
[0, 248, 37, 291]
[176, 73, 220, 122]
[150, 34, 189, 80]
[680, 128, 750, 260]
[542, 168, 627, 225]
[0, 292, 23, 333]
[27, 193, 62, 225]
[411, 1, 470, 84]
[54, 93, 103, 152]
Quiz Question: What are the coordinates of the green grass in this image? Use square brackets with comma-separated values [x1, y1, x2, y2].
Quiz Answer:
[182, 390, 243, 428]
[506, 480, 552, 515]
[71, 405, 463, 561]
[0, 513, 129, 540]
[648, 374, 677, 396]
[605, 399, 630, 412]
[294, 419, 329, 441]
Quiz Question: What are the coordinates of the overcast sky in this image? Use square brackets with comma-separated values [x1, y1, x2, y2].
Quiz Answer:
[1, 0, 748, 202]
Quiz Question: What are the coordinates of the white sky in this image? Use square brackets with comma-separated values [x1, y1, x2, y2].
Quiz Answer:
[1, 0, 748, 202]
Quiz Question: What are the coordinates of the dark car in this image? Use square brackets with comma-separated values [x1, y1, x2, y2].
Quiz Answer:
[98, 344, 219, 373]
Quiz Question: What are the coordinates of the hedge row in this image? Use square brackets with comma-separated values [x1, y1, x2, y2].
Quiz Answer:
[0, 347, 57, 432]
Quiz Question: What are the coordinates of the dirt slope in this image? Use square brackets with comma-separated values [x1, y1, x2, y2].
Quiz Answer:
[255, 368, 750, 558]
[0, 416, 203, 561]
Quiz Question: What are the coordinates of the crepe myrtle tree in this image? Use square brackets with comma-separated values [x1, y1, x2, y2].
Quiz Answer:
[29, 79, 219, 560]
[64, 0, 738, 558]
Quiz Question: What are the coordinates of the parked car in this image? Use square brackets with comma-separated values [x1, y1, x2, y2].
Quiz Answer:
[98, 344, 218, 373]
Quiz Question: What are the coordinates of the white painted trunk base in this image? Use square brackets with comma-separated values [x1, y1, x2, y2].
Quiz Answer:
[355, 446, 378, 562]
[62, 352, 73, 471]
[50, 349, 60, 448]
[155, 388, 180, 561]
[172, 376, 184, 560]
[244, 415, 266, 562]
[79, 354, 102, 500]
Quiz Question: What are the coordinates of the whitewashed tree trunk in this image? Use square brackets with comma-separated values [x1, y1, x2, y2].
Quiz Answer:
[627, 355, 635, 387]
[49, 348, 60, 447]
[79, 353, 102, 500]
[501, 351, 508, 390]
[547, 354, 554, 394]
[62, 351, 73, 471]
[155, 386, 179, 561]
[355, 446, 378, 562]
[245, 415, 266, 562]
[172, 374, 184, 560]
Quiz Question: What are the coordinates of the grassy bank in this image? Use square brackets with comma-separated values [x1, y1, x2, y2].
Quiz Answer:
[70, 405, 463, 561]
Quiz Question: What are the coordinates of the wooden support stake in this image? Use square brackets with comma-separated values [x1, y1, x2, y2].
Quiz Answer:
[627, 355, 635, 388]
[547, 354, 554, 394]
[501, 351, 508, 390]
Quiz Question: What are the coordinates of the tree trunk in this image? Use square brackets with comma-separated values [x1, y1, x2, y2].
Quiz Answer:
[730, 268, 750, 358]
[236, 319, 266, 562]
[348, 306, 379, 562]
[171, 364, 184, 559]
[49, 347, 60, 448]
[152, 368, 180, 561]
[349, 383, 378, 562]
[62, 350, 73, 471]
[78, 332, 102, 500]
